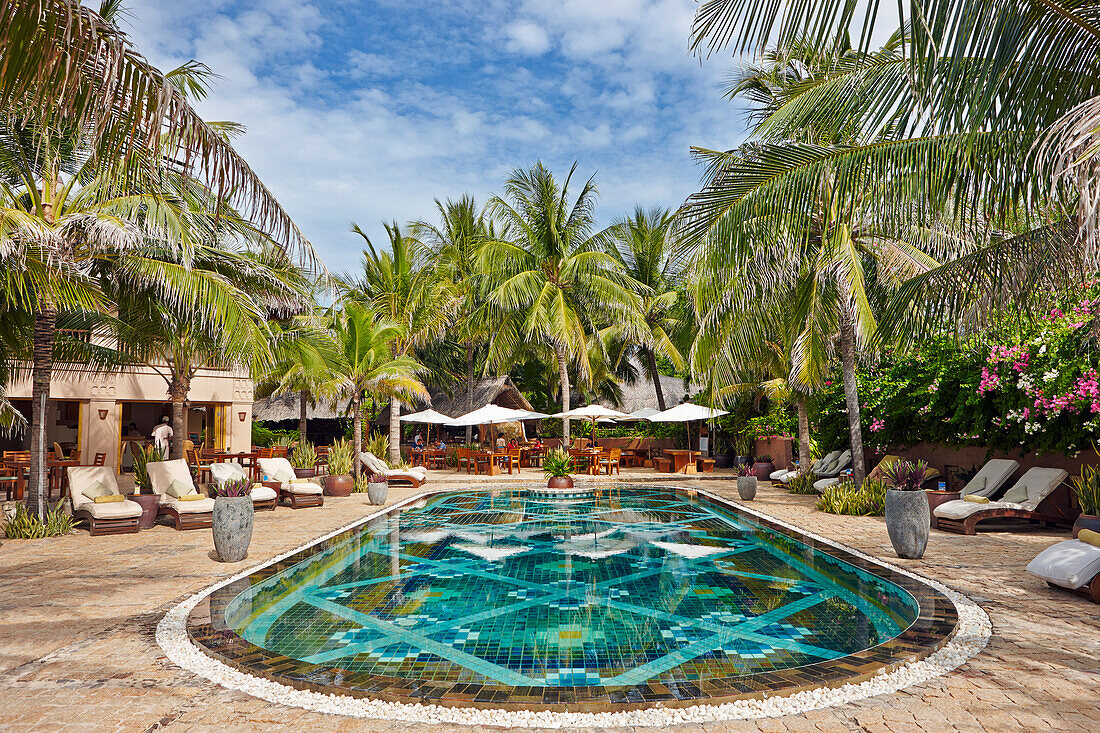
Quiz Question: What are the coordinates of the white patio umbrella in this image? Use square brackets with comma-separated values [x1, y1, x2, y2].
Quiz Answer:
[400, 408, 452, 443]
[552, 404, 630, 446]
[447, 404, 533, 446]
[650, 402, 729, 453]
[620, 407, 661, 421]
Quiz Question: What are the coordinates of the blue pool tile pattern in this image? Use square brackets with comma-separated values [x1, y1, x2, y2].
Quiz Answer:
[189, 486, 957, 709]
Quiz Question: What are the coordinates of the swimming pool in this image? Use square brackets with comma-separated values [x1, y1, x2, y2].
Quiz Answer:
[187, 487, 958, 709]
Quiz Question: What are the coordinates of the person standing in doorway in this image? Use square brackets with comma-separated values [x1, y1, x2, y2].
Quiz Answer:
[152, 416, 173, 457]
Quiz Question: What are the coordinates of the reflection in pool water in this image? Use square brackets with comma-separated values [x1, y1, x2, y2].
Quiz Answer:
[215, 487, 920, 697]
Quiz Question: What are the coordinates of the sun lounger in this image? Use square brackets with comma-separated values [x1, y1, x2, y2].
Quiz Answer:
[1026, 533, 1100, 603]
[66, 466, 142, 536]
[814, 455, 941, 492]
[147, 459, 216, 530]
[209, 462, 277, 511]
[256, 457, 324, 509]
[359, 451, 428, 487]
[934, 466, 1068, 535]
[775, 450, 842, 483]
[958, 458, 1020, 498]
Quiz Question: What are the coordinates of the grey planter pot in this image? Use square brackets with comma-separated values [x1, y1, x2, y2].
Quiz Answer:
[367, 481, 389, 505]
[212, 495, 254, 563]
[885, 489, 930, 559]
[737, 475, 758, 501]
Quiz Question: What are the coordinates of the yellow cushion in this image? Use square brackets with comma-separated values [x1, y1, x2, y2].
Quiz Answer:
[178, 493, 206, 502]
[93, 494, 125, 504]
[963, 495, 990, 504]
[289, 478, 311, 484]
[1079, 529, 1100, 548]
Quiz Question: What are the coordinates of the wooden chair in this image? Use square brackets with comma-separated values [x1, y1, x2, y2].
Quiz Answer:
[53, 442, 66, 460]
[0, 466, 18, 501]
[93, 452, 106, 466]
[507, 449, 522, 474]
[69, 449, 80, 463]
[697, 457, 716, 473]
[257, 447, 274, 459]
[599, 448, 621, 475]
[186, 448, 214, 484]
[3, 451, 30, 462]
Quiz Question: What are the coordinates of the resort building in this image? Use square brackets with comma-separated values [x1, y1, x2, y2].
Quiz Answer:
[2, 365, 254, 471]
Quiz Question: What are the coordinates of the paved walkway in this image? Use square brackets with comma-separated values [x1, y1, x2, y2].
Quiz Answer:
[0, 476, 1097, 732]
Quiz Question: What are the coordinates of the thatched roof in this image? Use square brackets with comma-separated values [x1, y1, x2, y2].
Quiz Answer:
[604, 372, 687, 414]
[253, 377, 534, 423]
[424, 376, 534, 417]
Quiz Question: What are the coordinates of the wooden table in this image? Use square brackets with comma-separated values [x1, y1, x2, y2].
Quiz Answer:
[570, 449, 605, 475]
[473, 451, 515, 476]
[664, 450, 700, 474]
[520, 447, 544, 467]
[926, 490, 961, 529]
[410, 448, 446, 470]
[3, 458, 79, 500]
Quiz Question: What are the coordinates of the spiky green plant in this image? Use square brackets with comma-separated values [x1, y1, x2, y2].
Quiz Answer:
[786, 471, 819, 495]
[3, 500, 73, 539]
[130, 443, 165, 494]
[326, 438, 354, 476]
[289, 441, 318, 470]
[1071, 464, 1100, 516]
[542, 448, 574, 479]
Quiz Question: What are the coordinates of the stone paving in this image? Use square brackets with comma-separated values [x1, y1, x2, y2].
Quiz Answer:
[0, 475, 1098, 732]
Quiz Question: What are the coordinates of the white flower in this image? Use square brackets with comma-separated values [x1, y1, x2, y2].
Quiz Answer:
[1038, 344, 1047, 354]
[1043, 369, 1058, 382]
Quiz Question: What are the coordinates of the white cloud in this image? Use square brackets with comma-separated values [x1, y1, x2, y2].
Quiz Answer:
[505, 20, 552, 55]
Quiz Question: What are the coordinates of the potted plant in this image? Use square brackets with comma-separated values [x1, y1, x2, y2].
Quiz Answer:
[751, 453, 774, 480]
[1071, 464, 1100, 537]
[323, 438, 354, 496]
[212, 477, 253, 563]
[732, 431, 752, 466]
[290, 441, 318, 479]
[361, 473, 388, 505]
[543, 448, 574, 489]
[883, 460, 931, 559]
[735, 463, 757, 501]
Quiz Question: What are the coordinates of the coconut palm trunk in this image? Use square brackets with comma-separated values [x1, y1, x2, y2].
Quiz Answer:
[388, 398, 400, 465]
[838, 306, 866, 486]
[555, 342, 571, 444]
[168, 376, 190, 459]
[465, 343, 474, 445]
[299, 390, 308, 443]
[795, 394, 811, 469]
[647, 347, 667, 411]
[352, 394, 362, 477]
[27, 306, 57, 521]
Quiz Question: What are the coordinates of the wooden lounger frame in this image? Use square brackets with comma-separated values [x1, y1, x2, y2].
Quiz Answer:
[386, 474, 425, 488]
[158, 505, 213, 531]
[72, 509, 139, 536]
[1046, 573, 1100, 604]
[936, 507, 1061, 535]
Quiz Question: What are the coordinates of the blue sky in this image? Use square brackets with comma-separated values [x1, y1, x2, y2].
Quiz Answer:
[125, 0, 749, 273]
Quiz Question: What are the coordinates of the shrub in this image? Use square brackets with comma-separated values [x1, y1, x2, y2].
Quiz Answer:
[130, 443, 165, 493]
[327, 438, 354, 476]
[1071, 463, 1100, 515]
[3, 501, 74, 539]
[363, 432, 389, 462]
[289, 441, 317, 469]
[787, 471, 818, 495]
[543, 448, 574, 478]
[817, 478, 889, 516]
[216, 477, 252, 498]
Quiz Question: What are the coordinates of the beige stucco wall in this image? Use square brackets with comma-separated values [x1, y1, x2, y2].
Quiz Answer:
[6, 366, 254, 470]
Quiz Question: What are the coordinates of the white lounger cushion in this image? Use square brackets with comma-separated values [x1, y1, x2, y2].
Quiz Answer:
[359, 452, 428, 480]
[814, 476, 841, 492]
[67, 466, 126, 511]
[250, 485, 278, 502]
[284, 482, 323, 495]
[210, 462, 248, 485]
[172, 496, 216, 513]
[770, 469, 790, 481]
[256, 457, 296, 484]
[961, 459, 1019, 497]
[147, 459, 208, 506]
[84, 498, 143, 519]
[1026, 539, 1100, 589]
[935, 467, 1068, 520]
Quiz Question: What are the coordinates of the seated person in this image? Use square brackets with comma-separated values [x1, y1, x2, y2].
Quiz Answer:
[413, 432, 424, 449]
[495, 435, 506, 450]
[436, 439, 447, 450]
[508, 438, 518, 449]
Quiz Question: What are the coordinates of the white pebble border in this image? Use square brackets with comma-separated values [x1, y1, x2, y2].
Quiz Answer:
[157, 486, 992, 727]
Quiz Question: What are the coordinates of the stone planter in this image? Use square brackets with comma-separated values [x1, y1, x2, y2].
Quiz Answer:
[885, 490, 930, 559]
[1073, 513, 1100, 538]
[737, 475, 757, 501]
[547, 476, 575, 489]
[293, 467, 316, 479]
[367, 481, 388, 505]
[751, 461, 775, 480]
[323, 474, 354, 497]
[212, 495, 254, 563]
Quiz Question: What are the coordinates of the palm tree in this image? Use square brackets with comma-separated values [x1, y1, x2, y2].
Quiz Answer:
[411, 195, 494, 443]
[330, 302, 428, 474]
[344, 222, 456, 462]
[481, 162, 644, 443]
[605, 206, 689, 411]
[252, 310, 341, 444]
[679, 38, 959, 485]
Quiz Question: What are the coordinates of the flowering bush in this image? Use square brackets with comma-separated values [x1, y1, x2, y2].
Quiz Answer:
[812, 283, 1100, 455]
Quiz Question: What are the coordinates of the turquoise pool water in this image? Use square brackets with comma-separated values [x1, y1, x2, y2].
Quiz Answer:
[210, 487, 922, 700]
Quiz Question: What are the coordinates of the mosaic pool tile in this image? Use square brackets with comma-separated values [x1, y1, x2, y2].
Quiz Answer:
[188, 486, 959, 710]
